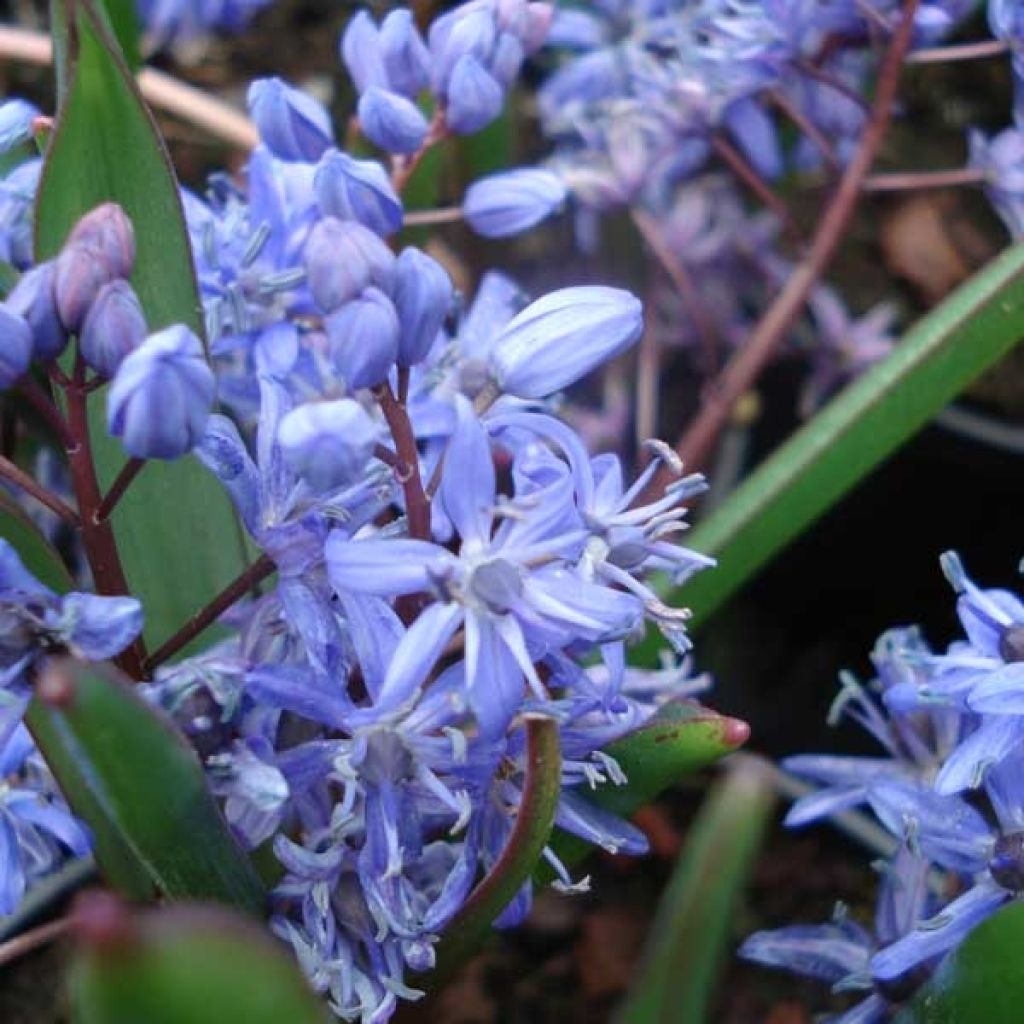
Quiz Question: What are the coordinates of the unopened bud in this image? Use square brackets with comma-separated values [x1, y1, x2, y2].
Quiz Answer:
[303, 217, 396, 313]
[325, 286, 400, 390]
[80, 280, 148, 378]
[5, 261, 67, 361]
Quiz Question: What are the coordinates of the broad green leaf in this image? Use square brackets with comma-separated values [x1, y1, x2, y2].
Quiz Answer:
[96, 0, 141, 71]
[898, 902, 1024, 1024]
[27, 660, 265, 914]
[648, 243, 1024, 639]
[615, 756, 775, 1024]
[0, 489, 74, 592]
[541, 702, 750, 878]
[432, 719, 561, 981]
[35, 0, 250, 649]
[71, 902, 330, 1024]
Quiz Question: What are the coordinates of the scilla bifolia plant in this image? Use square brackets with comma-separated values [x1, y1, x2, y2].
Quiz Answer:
[1, 0, 1024, 1021]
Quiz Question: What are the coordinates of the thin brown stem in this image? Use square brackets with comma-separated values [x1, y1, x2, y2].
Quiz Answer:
[377, 383, 431, 541]
[403, 206, 464, 227]
[63, 357, 147, 679]
[17, 377, 75, 449]
[94, 458, 146, 523]
[143, 554, 276, 674]
[373, 443, 401, 470]
[656, 0, 920, 492]
[711, 135, 802, 240]
[906, 39, 1011, 64]
[767, 90, 841, 172]
[390, 111, 447, 194]
[862, 166, 985, 192]
[793, 58, 871, 112]
[0, 454, 79, 525]
[0, 916, 69, 967]
[630, 208, 722, 375]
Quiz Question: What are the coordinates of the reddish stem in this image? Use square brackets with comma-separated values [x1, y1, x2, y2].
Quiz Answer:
[767, 90, 841, 173]
[0, 454, 79, 525]
[17, 377, 75, 449]
[862, 167, 985, 192]
[390, 111, 447, 194]
[655, 0, 920, 491]
[94, 458, 146, 523]
[711, 135, 802, 241]
[906, 39, 1011, 64]
[63, 357, 147, 679]
[377, 383, 431, 541]
[143, 553, 276, 674]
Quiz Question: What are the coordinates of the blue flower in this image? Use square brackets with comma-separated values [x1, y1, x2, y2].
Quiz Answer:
[463, 168, 568, 238]
[314, 149, 404, 237]
[248, 78, 335, 163]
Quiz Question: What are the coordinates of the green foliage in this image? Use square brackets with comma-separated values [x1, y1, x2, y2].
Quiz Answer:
[616, 757, 775, 1024]
[35, 0, 251, 650]
[71, 902, 330, 1024]
[898, 902, 1024, 1024]
[27, 660, 266, 914]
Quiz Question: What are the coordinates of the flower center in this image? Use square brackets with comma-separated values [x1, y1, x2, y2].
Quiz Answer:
[468, 558, 523, 613]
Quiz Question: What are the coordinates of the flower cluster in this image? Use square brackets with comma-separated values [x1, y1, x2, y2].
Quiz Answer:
[136, 0, 271, 45]
[742, 554, 1024, 1021]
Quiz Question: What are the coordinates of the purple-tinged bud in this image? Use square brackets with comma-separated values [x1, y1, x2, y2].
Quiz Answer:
[429, 8, 497, 93]
[277, 398, 378, 491]
[5, 262, 67, 362]
[314, 149, 403, 237]
[107, 325, 215, 460]
[53, 242, 118, 332]
[444, 55, 504, 135]
[488, 32, 525, 89]
[65, 203, 136, 279]
[357, 87, 430, 155]
[379, 10, 431, 98]
[340, 11, 388, 93]
[303, 217, 396, 313]
[489, 285, 643, 398]
[519, 2, 554, 53]
[723, 97, 783, 182]
[464, 168, 567, 237]
[324, 286, 399, 390]
[0, 306, 32, 388]
[247, 78, 333, 163]
[79, 280, 147, 378]
[393, 247, 452, 366]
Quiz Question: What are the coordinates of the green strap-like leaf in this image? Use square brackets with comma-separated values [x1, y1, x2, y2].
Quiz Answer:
[897, 901, 1024, 1023]
[71, 902, 330, 1024]
[615, 756, 775, 1024]
[27, 660, 266, 914]
[540, 702, 749, 879]
[35, 0, 251, 650]
[649, 243, 1024, 637]
[0, 489, 75, 592]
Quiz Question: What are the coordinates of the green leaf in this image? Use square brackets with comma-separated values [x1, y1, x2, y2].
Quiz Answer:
[35, 0, 251, 650]
[0, 260, 19, 298]
[650, 243, 1024, 637]
[27, 660, 266, 914]
[615, 756, 775, 1024]
[0, 489, 74, 593]
[431, 719, 561, 981]
[71, 902, 330, 1024]
[540, 702, 750, 879]
[96, 0, 141, 72]
[898, 902, 1024, 1024]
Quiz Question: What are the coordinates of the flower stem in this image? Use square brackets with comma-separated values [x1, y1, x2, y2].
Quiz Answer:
[143, 553, 275, 674]
[0, 916, 69, 968]
[377, 382, 431, 541]
[0, 454, 79, 525]
[711, 135, 802, 241]
[862, 167, 985, 192]
[390, 110, 447, 194]
[94, 458, 146, 523]
[17, 377, 75, 449]
[403, 206, 464, 227]
[906, 38, 1011, 64]
[656, 0, 921, 492]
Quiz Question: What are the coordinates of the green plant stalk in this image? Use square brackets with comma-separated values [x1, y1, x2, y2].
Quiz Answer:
[615, 756, 776, 1024]
[652, 242, 1024, 637]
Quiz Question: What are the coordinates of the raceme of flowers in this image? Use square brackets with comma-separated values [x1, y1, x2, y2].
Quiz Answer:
[0, 5, 727, 1016]
[742, 554, 1024, 1022]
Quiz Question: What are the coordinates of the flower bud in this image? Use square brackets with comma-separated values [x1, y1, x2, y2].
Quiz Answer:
[393, 247, 452, 367]
[357, 87, 430, 155]
[0, 99, 39, 153]
[65, 203, 136, 279]
[464, 168, 567, 238]
[429, 8, 497, 93]
[107, 325, 215, 459]
[303, 217, 396, 313]
[340, 11, 388, 93]
[379, 10, 431, 98]
[247, 77, 334, 163]
[489, 285, 642, 398]
[277, 398, 378, 491]
[54, 242, 119, 332]
[325, 286, 399, 390]
[80, 280, 147, 378]
[444, 55, 504, 135]
[314, 149, 403, 237]
[5, 262, 67, 362]
[0, 306, 32, 388]
[488, 32, 525, 89]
